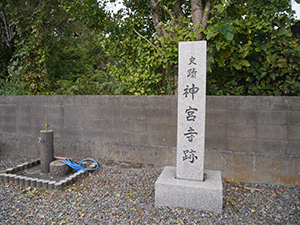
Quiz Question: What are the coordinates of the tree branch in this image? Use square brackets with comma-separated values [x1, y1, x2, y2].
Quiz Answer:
[202, 0, 212, 29]
[132, 28, 161, 56]
[0, 8, 16, 50]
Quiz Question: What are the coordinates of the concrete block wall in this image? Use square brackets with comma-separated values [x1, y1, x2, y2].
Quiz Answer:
[205, 97, 300, 185]
[0, 96, 299, 185]
[0, 96, 177, 167]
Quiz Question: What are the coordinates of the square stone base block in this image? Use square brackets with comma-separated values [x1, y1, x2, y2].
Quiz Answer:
[155, 166, 223, 214]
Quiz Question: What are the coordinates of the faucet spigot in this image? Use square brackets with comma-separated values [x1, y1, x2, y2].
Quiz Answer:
[38, 137, 44, 143]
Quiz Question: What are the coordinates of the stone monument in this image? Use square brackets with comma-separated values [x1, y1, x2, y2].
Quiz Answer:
[155, 41, 223, 214]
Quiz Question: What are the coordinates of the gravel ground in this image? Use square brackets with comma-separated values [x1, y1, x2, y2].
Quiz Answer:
[0, 155, 299, 224]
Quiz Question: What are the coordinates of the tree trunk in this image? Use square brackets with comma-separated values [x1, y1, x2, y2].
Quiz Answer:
[191, 0, 212, 40]
[150, 0, 187, 37]
[171, 0, 185, 29]
[149, 0, 166, 37]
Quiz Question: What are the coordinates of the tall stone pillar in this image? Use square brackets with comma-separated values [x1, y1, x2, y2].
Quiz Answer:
[39, 122, 54, 173]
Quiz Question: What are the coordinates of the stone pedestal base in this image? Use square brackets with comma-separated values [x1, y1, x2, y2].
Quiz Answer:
[50, 161, 71, 177]
[155, 166, 223, 214]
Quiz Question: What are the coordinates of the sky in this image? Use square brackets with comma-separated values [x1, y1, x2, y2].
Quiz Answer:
[292, 0, 300, 19]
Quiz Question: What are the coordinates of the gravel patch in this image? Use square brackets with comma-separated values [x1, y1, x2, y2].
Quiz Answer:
[0, 155, 30, 172]
[0, 155, 299, 224]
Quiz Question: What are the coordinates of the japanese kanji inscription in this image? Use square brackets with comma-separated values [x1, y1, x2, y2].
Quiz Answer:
[176, 41, 206, 181]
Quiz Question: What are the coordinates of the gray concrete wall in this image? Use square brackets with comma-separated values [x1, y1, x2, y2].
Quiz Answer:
[0, 96, 299, 185]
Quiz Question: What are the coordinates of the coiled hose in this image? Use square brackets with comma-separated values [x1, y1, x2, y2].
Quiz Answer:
[57, 158, 98, 172]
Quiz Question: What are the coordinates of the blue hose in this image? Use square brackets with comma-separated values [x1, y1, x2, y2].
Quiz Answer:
[57, 158, 98, 172]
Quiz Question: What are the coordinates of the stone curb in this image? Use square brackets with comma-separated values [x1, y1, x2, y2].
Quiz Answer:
[0, 159, 96, 191]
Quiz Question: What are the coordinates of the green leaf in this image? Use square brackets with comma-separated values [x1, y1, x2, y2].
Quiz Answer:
[224, 32, 234, 41]
[240, 59, 250, 67]
[206, 29, 218, 40]
[227, 25, 234, 32]
[232, 62, 242, 70]
[270, 73, 276, 81]
[276, 28, 289, 37]
[260, 72, 267, 79]
[58, 219, 69, 225]
[254, 41, 267, 52]
[215, 4, 225, 14]
[220, 24, 228, 35]
[208, 56, 215, 63]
